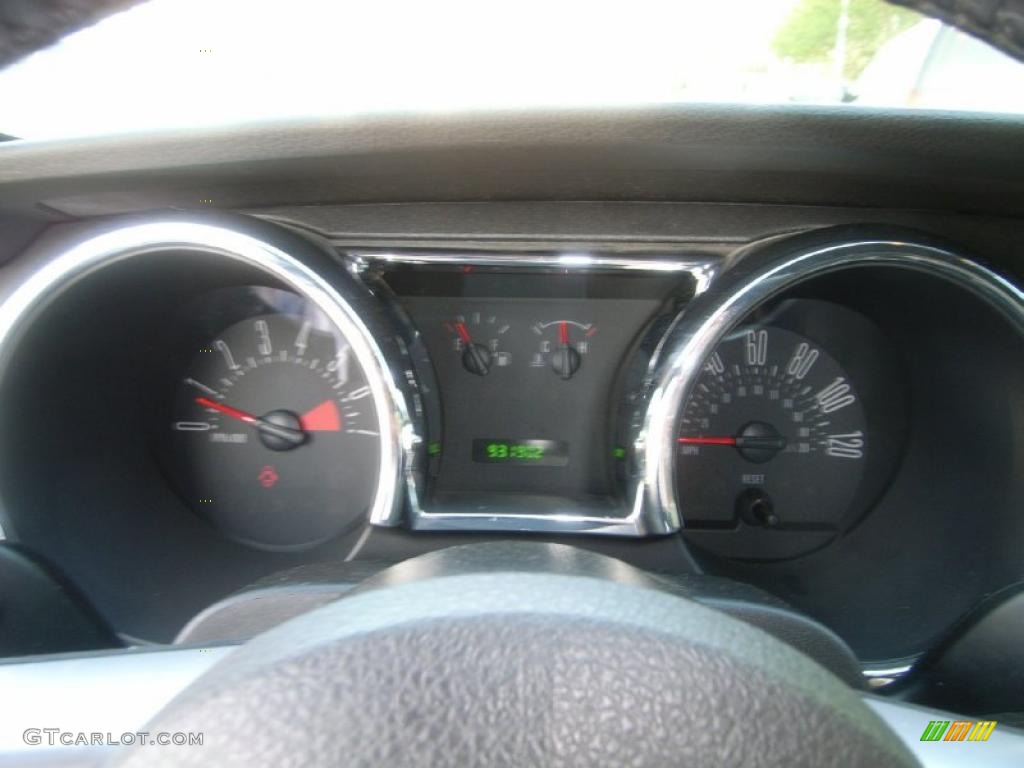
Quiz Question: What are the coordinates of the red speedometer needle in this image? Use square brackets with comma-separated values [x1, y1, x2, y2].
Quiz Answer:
[677, 436, 738, 446]
[559, 321, 569, 345]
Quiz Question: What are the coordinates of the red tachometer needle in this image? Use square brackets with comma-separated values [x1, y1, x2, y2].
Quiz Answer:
[677, 436, 738, 446]
[559, 321, 569, 345]
[195, 397, 306, 446]
[195, 396, 258, 425]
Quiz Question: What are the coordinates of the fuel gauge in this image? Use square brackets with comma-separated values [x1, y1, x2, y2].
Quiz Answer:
[445, 312, 511, 376]
[531, 320, 596, 379]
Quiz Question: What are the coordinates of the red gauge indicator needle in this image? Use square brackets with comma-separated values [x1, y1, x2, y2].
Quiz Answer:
[452, 321, 491, 376]
[559, 321, 570, 345]
[195, 396, 258, 425]
[195, 397, 306, 446]
[677, 436, 738, 446]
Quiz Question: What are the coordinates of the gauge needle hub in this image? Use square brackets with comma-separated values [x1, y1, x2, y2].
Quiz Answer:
[195, 396, 306, 447]
[679, 421, 787, 464]
[454, 322, 492, 376]
[550, 320, 581, 379]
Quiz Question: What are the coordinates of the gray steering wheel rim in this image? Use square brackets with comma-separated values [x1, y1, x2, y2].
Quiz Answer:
[112, 567, 918, 768]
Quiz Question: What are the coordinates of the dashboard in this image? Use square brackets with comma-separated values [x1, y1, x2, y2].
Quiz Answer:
[0, 108, 1022, 730]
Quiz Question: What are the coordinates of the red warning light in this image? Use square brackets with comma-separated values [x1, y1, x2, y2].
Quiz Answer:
[258, 465, 279, 489]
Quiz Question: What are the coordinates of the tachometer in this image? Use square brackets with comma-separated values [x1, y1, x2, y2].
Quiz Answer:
[170, 307, 381, 550]
[676, 325, 867, 531]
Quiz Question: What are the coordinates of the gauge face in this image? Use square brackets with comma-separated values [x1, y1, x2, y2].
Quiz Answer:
[170, 310, 381, 550]
[445, 312, 511, 376]
[530, 320, 596, 379]
[676, 326, 867, 531]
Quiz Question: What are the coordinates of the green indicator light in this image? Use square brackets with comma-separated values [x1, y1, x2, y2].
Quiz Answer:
[427, 441, 441, 456]
[613, 447, 626, 460]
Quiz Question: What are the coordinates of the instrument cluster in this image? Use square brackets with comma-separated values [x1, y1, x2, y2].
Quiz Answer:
[1, 215, 1022, 660]
[3, 217, 1020, 561]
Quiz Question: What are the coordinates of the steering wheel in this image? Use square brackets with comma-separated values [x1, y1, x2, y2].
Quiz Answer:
[109, 542, 916, 767]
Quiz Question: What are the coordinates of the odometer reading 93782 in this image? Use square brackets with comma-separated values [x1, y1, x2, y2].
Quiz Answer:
[676, 325, 867, 531]
[472, 439, 569, 466]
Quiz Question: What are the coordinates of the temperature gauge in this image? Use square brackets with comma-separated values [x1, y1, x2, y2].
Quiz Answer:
[445, 312, 511, 376]
[531, 320, 596, 379]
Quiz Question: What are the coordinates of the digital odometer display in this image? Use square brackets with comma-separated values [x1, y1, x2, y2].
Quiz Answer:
[472, 439, 569, 466]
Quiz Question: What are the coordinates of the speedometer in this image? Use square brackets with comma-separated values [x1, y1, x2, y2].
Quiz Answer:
[676, 325, 867, 532]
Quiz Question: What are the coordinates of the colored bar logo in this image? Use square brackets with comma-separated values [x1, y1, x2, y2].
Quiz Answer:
[920, 720, 997, 742]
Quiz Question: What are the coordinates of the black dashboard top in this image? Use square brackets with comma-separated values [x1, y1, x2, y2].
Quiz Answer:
[2, 106, 1024, 219]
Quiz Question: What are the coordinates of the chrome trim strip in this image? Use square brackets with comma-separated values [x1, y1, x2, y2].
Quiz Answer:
[350, 249, 717, 276]
[406, 484, 665, 537]
[349, 249, 716, 537]
[641, 240, 1024, 530]
[0, 220, 413, 536]
[865, 696, 1024, 766]
[862, 661, 916, 689]
[863, 663, 915, 678]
